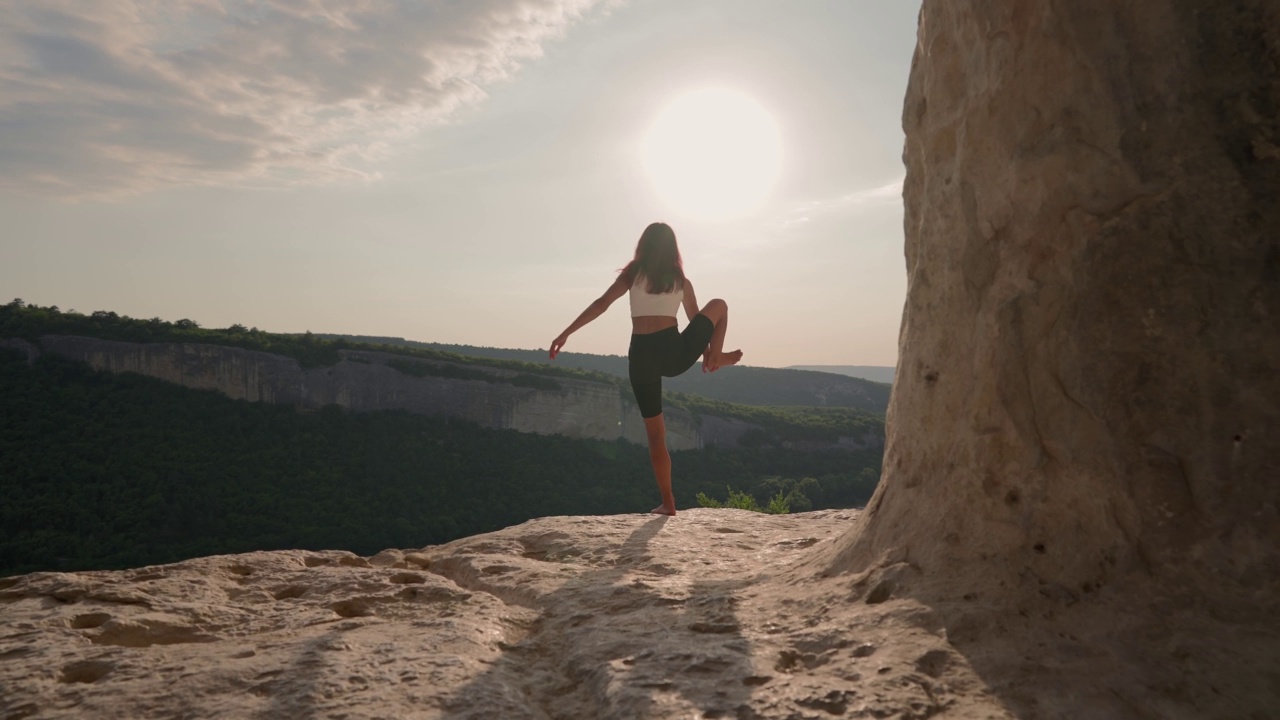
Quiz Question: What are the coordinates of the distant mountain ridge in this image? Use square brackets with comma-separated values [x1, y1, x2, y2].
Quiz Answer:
[0, 303, 886, 453]
[322, 335, 891, 413]
[786, 365, 896, 384]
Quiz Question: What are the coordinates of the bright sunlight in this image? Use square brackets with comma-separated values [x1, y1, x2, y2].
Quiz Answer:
[640, 88, 783, 221]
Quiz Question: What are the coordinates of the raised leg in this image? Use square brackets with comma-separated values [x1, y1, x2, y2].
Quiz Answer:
[697, 298, 742, 373]
[643, 414, 676, 515]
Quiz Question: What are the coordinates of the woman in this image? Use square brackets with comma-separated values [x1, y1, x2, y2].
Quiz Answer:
[549, 222, 742, 516]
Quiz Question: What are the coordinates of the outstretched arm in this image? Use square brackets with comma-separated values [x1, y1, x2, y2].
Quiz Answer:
[550, 275, 629, 359]
[682, 279, 699, 324]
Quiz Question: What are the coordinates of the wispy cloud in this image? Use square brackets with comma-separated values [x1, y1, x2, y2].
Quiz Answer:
[780, 176, 904, 227]
[0, 0, 611, 198]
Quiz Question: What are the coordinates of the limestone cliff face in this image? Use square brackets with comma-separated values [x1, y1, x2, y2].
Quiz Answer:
[829, 0, 1280, 594]
[11, 335, 884, 452]
[33, 335, 702, 449]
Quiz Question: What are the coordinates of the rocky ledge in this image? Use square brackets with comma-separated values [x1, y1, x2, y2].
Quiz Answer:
[0, 510, 993, 720]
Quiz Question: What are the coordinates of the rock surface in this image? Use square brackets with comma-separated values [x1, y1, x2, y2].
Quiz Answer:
[808, 0, 1280, 716]
[0, 510, 1001, 719]
[854, 0, 1280, 582]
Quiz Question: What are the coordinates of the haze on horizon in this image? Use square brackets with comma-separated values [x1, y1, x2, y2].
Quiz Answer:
[0, 1, 917, 368]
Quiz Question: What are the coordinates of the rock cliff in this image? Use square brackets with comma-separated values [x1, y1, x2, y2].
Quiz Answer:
[17, 335, 878, 453]
[27, 336, 709, 450]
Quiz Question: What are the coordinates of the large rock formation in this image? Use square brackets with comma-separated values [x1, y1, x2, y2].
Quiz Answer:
[837, 0, 1280, 591]
[806, 0, 1280, 715]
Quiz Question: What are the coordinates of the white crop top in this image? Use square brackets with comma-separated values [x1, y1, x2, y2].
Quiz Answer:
[629, 276, 684, 317]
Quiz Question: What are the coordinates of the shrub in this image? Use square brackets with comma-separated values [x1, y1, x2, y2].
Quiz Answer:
[724, 487, 761, 512]
[697, 485, 776, 513]
[765, 490, 791, 515]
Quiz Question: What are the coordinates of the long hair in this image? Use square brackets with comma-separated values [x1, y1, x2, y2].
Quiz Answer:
[621, 222, 685, 294]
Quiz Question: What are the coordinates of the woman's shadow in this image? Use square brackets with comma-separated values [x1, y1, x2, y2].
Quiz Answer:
[442, 515, 762, 720]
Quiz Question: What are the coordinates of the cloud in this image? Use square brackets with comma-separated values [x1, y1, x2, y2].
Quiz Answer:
[780, 176, 904, 226]
[0, 0, 611, 198]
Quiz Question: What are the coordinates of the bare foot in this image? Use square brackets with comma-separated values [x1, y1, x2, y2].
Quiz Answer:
[702, 349, 743, 373]
[650, 504, 677, 516]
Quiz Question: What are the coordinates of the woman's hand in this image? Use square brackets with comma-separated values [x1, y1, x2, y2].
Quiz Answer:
[549, 333, 569, 359]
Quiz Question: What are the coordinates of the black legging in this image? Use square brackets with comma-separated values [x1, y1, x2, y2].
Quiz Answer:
[627, 314, 715, 418]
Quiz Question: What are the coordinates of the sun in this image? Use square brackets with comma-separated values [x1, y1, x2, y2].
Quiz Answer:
[640, 88, 783, 221]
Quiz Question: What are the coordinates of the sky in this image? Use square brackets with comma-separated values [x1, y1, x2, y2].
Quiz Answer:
[0, 0, 919, 368]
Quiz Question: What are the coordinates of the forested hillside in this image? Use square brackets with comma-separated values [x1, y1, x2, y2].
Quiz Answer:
[2, 303, 885, 447]
[325, 335, 892, 412]
[786, 365, 897, 384]
[1, 301, 890, 417]
[0, 301, 605, 380]
[0, 349, 881, 577]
